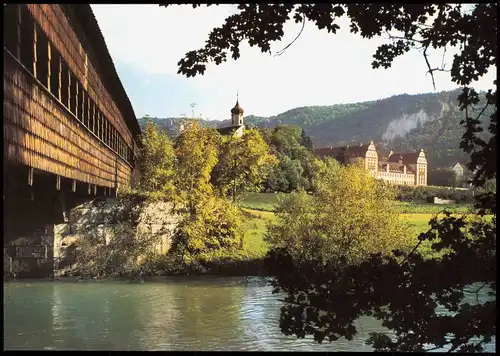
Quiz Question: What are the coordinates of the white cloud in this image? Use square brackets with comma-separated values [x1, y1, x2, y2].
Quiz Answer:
[92, 5, 497, 120]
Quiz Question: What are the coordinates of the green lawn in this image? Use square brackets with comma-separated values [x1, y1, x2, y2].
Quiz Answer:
[394, 201, 474, 214]
[239, 192, 474, 214]
[241, 208, 275, 259]
[239, 206, 487, 260]
[239, 192, 282, 211]
[238, 193, 489, 261]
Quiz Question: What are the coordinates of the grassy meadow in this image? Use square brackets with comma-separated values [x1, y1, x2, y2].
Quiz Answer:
[239, 192, 475, 214]
[238, 192, 481, 261]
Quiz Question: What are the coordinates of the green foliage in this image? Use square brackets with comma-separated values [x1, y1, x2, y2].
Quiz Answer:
[265, 162, 414, 266]
[265, 154, 305, 193]
[136, 116, 219, 138]
[137, 91, 493, 172]
[174, 121, 220, 212]
[309, 157, 342, 189]
[238, 192, 282, 212]
[394, 184, 474, 203]
[428, 167, 459, 187]
[239, 192, 474, 214]
[136, 120, 176, 197]
[395, 202, 473, 214]
[175, 3, 498, 351]
[261, 124, 315, 192]
[212, 128, 276, 202]
[269, 125, 306, 158]
[174, 196, 244, 255]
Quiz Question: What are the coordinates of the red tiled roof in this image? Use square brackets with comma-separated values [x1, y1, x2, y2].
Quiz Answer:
[314, 143, 370, 159]
[314, 146, 344, 157]
[388, 152, 420, 164]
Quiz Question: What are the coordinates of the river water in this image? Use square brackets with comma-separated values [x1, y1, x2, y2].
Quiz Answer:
[3, 277, 496, 351]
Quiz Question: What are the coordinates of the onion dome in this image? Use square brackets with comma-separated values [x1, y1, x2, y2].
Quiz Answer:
[231, 101, 244, 115]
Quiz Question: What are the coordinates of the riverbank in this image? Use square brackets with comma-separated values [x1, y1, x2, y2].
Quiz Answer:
[5, 257, 269, 281]
[5, 206, 476, 281]
[4, 196, 485, 281]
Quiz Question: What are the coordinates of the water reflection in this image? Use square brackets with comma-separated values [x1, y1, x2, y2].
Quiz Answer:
[3, 278, 496, 351]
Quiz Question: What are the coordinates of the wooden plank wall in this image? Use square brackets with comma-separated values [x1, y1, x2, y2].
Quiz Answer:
[3, 4, 136, 189]
[30, 4, 134, 148]
[4, 53, 130, 188]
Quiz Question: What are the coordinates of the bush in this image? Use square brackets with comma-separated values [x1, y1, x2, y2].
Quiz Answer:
[394, 185, 474, 203]
[136, 120, 176, 197]
[173, 196, 244, 255]
[266, 161, 414, 266]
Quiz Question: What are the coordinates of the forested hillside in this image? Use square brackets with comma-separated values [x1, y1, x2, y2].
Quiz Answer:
[137, 89, 492, 169]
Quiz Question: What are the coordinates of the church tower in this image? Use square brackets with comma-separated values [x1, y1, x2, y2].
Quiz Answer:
[230, 93, 244, 127]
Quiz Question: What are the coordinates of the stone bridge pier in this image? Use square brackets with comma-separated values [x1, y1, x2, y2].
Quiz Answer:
[3, 164, 110, 278]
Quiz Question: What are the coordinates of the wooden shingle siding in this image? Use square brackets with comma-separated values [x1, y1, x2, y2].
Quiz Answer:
[3, 4, 137, 189]
[32, 4, 134, 148]
[4, 56, 131, 187]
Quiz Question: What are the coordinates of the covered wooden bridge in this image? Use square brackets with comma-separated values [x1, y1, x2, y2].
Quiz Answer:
[3, 4, 141, 257]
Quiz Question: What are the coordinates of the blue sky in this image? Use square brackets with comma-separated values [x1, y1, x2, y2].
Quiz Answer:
[92, 5, 496, 121]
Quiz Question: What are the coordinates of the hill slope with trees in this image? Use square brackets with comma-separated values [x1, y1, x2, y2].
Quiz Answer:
[137, 89, 492, 170]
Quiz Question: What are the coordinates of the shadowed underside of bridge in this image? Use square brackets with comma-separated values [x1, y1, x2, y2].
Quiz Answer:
[3, 4, 141, 277]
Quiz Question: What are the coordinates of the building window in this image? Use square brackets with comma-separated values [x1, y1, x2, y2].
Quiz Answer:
[77, 82, 84, 121]
[19, 5, 35, 75]
[49, 48, 60, 98]
[112, 127, 116, 151]
[69, 72, 77, 116]
[89, 103, 94, 133]
[87, 97, 93, 130]
[104, 117, 108, 145]
[101, 115, 105, 142]
[35, 25, 49, 88]
[60, 61, 69, 108]
[4, 4, 19, 56]
[94, 107, 100, 137]
[104, 116, 108, 144]
[109, 124, 113, 148]
[92, 101, 98, 134]
[99, 111, 104, 141]
[82, 92, 88, 127]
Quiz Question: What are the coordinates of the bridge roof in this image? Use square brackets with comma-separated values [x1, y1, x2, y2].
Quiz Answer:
[67, 5, 141, 140]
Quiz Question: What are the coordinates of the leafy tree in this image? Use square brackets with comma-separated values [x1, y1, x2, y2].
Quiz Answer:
[136, 119, 176, 197]
[212, 128, 276, 202]
[428, 168, 459, 187]
[265, 154, 306, 193]
[163, 3, 495, 185]
[260, 125, 315, 192]
[165, 3, 497, 352]
[266, 153, 309, 193]
[174, 195, 244, 256]
[300, 129, 314, 151]
[270, 125, 304, 159]
[170, 123, 247, 266]
[266, 159, 414, 265]
[174, 121, 221, 213]
[258, 127, 274, 148]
